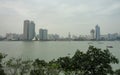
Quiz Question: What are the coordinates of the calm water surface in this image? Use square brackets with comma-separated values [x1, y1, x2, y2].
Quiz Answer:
[0, 41, 120, 70]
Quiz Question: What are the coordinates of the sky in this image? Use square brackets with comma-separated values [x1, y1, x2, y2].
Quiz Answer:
[0, 0, 120, 37]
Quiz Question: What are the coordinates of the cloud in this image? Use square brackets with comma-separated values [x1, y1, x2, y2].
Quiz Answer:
[0, 0, 120, 36]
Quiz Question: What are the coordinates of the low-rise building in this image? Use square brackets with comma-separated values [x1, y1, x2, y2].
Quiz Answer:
[48, 34, 60, 40]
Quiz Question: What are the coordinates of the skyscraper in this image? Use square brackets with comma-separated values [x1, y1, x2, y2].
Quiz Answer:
[24, 20, 29, 40]
[23, 20, 35, 40]
[95, 25, 100, 40]
[28, 21, 35, 40]
[39, 29, 48, 41]
[90, 29, 95, 40]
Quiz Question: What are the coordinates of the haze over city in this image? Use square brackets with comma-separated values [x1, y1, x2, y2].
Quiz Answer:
[0, 0, 120, 36]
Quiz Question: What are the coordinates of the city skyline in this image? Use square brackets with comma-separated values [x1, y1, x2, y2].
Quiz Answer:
[0, 0, 120, 36]
[1, 22, 120, 41]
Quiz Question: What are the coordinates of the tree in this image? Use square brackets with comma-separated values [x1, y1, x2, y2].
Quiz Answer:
[72, 50, 86, 75]
[0, 53, 6, 75]
[1, 46, 119, 75]
[5, 58, 32, 75]
[83, 46, 119, 75]
[115, 69, 120, 75]
[19, 60, 32, 75]
[5, 58, 22, 75]
[57, 56, 72, 75]
[46, 59, 61, 75]
[30, 59, 47, 75]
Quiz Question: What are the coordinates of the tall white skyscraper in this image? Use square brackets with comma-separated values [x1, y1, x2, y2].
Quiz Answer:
[95, 25, 100, 40]
[23, 20, 35, 40]
[39, 29, 48, 41]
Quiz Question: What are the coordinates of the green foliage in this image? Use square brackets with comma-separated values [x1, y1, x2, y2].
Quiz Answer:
[47, 59, 61, 75]
[5, 58, 32, 75]
[49, 59, 60, 69]
[6, 58, 22, 75]
[82, 46, 119, 75]
[0, 46, 119, 75]
[72, 50, 85, 70]
[57, 56, 72, 72]
[30, 59, 47, 75]
[30, 46, 119, 75]
[72, 50, 87, 74]
[0, 53, 6, 75]
[115, 69, 120, 75]
[20, 60, 32, 75]
[32, 59, 47, 68]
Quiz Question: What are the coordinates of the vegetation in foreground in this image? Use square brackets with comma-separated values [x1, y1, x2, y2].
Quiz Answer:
[0, 46, 120, 75]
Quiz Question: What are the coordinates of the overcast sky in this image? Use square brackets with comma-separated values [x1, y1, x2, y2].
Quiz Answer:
[0, 0, 120, 36]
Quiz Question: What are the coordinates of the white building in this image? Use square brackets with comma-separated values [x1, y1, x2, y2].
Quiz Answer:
[19, 34, 24, 40]
[48, 34, 60, 40]
[95, 25, 100, 40]
[39, 29, 48, 41]
[6, 33, 19, 40]
[108, 33, 118, 40]
[23, 20, 35, 40]
[6, 33, 24, 41]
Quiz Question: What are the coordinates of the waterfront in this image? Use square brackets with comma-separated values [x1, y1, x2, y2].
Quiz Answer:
[0, 41, 120, 70]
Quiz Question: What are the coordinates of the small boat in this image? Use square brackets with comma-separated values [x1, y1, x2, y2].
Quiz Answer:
[106, 46, 113, 48]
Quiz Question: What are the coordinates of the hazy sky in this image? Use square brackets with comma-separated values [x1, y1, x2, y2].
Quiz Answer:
[0, 0, 120, 36]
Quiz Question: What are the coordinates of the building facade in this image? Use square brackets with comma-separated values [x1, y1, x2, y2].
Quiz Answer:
[90, 29, 95, 40]
[95, 25, 100, 40]
[39, 29, 48, 41]
[23, 20, 35, 40]
[48, 34, 59, 40]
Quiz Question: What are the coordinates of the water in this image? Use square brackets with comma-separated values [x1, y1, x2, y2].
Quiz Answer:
[0, 41, 120, 70]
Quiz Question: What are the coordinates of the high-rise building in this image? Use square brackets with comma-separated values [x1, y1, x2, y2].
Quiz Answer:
[95, 25, 100, 40]
[24, 20, 29, 40]
[90, 29, 95, 40]
[28, 21, 35, 40]
[23, 20, 35, 40]
[39, 29, 48, 41]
